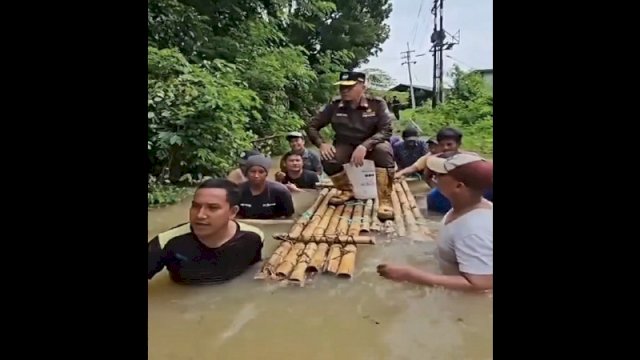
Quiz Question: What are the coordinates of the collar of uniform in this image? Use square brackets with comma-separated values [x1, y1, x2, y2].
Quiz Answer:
[338, 96, 369, 109]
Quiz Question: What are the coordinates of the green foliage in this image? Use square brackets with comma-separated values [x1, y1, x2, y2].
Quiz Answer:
[148, 175, 192, 207]
[148, 47, 260, 180]
[398, 66, 493, 157]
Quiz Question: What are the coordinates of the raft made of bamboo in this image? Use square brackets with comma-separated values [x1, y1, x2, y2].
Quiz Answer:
[336, 244, 357, 278]
[396, 180, 434, 241]
[288, 188, 330, 239]
[288, 242, 318, 286]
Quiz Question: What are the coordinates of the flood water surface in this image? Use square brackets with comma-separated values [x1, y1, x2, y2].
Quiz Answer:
[148, 181, 492, 360]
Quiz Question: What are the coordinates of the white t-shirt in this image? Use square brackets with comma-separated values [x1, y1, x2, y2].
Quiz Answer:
[436, 205, 493, 276]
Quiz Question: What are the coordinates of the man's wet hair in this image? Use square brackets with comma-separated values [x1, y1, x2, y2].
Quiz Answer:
[436, 127, 463, 144]
[196, 178, 240, 207]
[283, 151, 303, 161]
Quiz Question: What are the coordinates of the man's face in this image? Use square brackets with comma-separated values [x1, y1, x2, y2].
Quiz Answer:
[285, 154, 303, 172]
[289, 137, 304, 151]
[340, 83, 364, 102]
[433, 173, 461, 199]
[438, 138, 460, 152]
[189, 188, 237, 238]
[247, 166, 268, 185]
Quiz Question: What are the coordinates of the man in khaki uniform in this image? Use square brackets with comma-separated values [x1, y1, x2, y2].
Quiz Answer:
[306, 71, 396, 221]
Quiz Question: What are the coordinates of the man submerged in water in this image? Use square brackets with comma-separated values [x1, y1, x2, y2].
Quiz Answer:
[278, 151, 319, 192]
[148, 179, 264, 285]
[378, 152, 493, 292]
[237, 154, 295, 219]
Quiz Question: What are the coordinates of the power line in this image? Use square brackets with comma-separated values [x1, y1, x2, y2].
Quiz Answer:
[429, 0, 460, 108]
[400, 42, 425, 109]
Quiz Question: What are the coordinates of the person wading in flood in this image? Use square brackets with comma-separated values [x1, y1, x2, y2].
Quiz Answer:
[278, 151, 319, 192]
[148, 179, 264, 285]
[275, 131, 322, 182]
[237, 154, 295, 219]
[378, 152, 493, 292]
[227, 149, 261, 185]
[306, 71, 396, 221]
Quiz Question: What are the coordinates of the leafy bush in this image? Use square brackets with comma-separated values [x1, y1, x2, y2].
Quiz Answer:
[398, 66, 493, 157]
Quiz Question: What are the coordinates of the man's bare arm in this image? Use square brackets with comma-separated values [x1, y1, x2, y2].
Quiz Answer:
[403, 267, 492, 291]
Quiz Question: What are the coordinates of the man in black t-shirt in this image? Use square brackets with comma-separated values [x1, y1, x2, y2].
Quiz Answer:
[280, 151, 319, 192]
[148, 179, 264, 285]
[237, 154, 295, 219]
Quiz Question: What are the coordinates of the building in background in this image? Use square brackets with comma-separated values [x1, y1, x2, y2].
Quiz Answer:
[473, 69, 493, 92]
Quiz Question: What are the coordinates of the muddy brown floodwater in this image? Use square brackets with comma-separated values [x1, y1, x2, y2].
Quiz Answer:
[148, 160, 492, 360]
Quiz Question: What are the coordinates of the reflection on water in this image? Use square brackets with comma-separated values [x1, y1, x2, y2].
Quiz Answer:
[148, 177, 492, 360]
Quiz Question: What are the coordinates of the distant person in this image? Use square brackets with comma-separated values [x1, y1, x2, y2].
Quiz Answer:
[391, 96, 401, 120]
[275, 131, 322, 182]
[378, 152, 493, 292]
[426, 138, 440, 154]
[237, 154, 295, 219]
[227, 149, 261, 185]
[278, 151, 319, 192]
[394, 127, 491, 213]
[392, 127, 429, 174]
[148, 179, 264, 285]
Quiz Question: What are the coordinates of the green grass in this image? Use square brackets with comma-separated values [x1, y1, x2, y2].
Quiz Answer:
[148, 184, 193, 208]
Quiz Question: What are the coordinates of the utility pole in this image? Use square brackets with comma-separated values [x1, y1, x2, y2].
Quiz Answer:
[429, 0, 460, 108]
[401, 42, 425, 109]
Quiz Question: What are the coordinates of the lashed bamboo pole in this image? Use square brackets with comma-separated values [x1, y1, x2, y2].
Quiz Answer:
[390, 186, 406, 237]
[275, 242, 306, 278]
[288, 242, 318, 286]
[361, 199, 373, 233]
[288, 188, 330, 239]
[324, 205, 344, 237]
[254, 241, 293, 279]
[272, 234, 375, 245]
[313, 205, 336, 238]
[306, 243, 329, 273]
[395, 183, 419, 234]
[336, 244, 357, 278]
[336, 204, 354, 235]
[347, 203, 364, 237]
[370, 197, 382, 231]
[400, 180, 433, 240]
[324, 244, 343, 273]
[301, 188, 339, 241]
[401, 180, 422, 219]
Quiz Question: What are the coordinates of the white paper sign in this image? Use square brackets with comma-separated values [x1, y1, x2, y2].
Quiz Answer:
[343, 160, 378, 200]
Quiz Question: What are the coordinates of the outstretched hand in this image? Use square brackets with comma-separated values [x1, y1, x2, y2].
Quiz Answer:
[350, 145, 367, 167]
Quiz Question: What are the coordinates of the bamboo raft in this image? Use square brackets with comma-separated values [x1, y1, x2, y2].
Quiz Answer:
[254, 180, 433, 285]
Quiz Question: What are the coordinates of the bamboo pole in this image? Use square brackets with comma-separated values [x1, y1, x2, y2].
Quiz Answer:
[390, 186, 406, 237]
[324, 244, 343, 274]
[306, 243, 329, 273]
[254, 241, 293, 279]
[273, 234, 375, 245]
[275, 242, 306, 279]
[370, 197, 382, 231]
[400, 180, 433, 240]
[313, 205, 336, 238]
[336, 204, 354, 235]
[238, 219, 295, 226]
[324, 205, 344, 237]
[361, 199, 373, 233]
[336, 244, 357, 279]
[395, 183, 419, 234]
[288, 188, 330, 239]
[288, 242, 318, 286]
[347, 203, 364, 237]
[401, 180, 423, 220]
[301, 188, 339, 241]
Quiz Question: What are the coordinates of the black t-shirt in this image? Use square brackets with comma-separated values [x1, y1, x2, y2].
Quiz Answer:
[238, 181, 295, 219]
[282, 170, 319, 189]
[147, 222, 264, 285]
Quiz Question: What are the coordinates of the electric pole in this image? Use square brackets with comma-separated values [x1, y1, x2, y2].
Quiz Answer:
[429, 0, 460, 108]
[401, 42, 425, 109]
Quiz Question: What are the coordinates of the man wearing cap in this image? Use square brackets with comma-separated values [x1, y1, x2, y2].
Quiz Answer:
[392, 127, 429, 175]
[377, 152, 493, 292]
[275, 131, 323, 183]
[227, 149, 262, 185]
[306, 71, 396, 221]
[236, 154, 295, 219]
